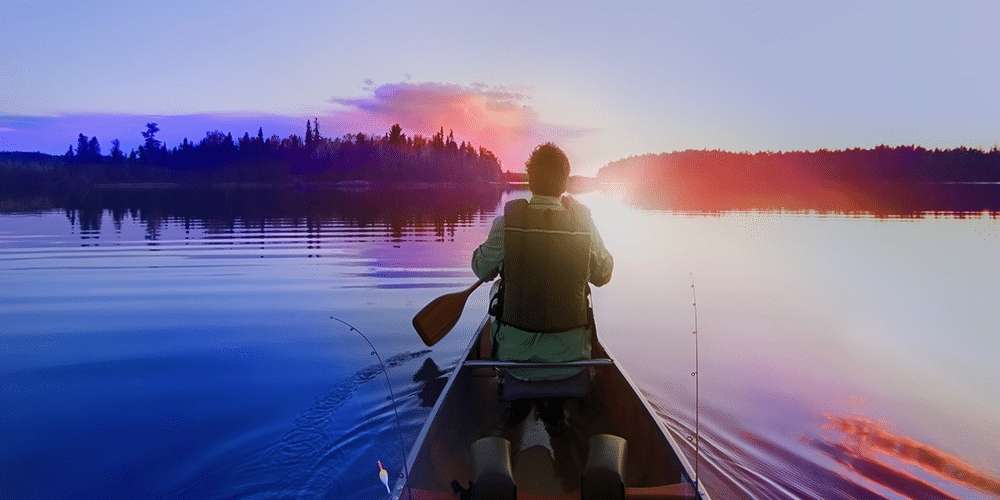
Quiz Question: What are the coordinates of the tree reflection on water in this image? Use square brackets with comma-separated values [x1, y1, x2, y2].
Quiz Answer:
[33, 186, 505, 238]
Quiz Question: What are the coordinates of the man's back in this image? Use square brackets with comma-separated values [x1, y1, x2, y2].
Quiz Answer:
[471, 194, 613, 380]
[501, 197, 592, 333]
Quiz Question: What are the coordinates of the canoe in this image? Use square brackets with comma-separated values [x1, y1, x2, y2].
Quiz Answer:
[390, 313, 709, 500]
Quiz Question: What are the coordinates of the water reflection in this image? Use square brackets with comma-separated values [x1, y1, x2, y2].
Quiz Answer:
[601, 182, 1000, 218]
[162, 348, 434, 499]
[3, 183, 996, 236]
[3, 186, 997, 500]
[816, 414, 1000, 500]
[10, 186, 504, 237]
[412, 358, 449, 408]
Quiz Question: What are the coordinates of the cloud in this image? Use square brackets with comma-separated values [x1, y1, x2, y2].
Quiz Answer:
[484, 100, 517, 111]
[331, 81, 591, 170]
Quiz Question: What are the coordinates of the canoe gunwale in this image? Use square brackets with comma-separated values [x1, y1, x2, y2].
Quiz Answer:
[389, 314, 489, 500]
[600, 338, 709, 499]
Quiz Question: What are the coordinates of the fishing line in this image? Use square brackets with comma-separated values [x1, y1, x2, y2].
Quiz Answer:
[330, 316, 411, 499]
[689, 273, 701, 495]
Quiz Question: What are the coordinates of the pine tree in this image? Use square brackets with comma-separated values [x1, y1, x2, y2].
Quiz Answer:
[140, 123, 161, 161]
[389, 124, 404, 146]
[432, 127, 445, 149]
[109, 139, 124, 166]
[88, 136, 101, 158]
[76, 134, 89, 159]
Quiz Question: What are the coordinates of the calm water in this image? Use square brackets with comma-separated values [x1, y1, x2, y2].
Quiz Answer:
[2, 187, 998, 500]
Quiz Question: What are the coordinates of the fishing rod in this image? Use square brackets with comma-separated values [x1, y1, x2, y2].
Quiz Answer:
[689, 273, 701, 496]
[330, 316, 411, 499]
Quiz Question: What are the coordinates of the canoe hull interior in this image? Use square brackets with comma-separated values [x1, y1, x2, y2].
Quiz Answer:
[397, 317, 703, 500]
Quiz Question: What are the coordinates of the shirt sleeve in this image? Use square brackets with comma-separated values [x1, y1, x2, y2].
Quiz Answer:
[588, 219, 613, 287]
[472, 215, 505, 281]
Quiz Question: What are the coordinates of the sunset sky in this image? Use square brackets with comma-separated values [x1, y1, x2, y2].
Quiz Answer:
[2, 1, 997, 176]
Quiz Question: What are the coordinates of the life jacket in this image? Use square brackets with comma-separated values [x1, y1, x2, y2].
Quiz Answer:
[500, 198, 592, 332]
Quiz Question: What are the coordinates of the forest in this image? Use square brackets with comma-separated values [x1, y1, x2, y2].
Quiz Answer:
[597, 146, 1000, 212]
[0, 121, 503, 194]
[3, 126, 998, 214]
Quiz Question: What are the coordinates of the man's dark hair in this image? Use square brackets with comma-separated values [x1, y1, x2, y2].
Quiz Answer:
[526, 143, 571, 196]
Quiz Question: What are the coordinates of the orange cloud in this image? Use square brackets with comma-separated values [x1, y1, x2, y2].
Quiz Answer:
[332, 82, 591, 171]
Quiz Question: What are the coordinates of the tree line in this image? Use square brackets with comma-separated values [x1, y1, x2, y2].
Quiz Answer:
[597, 145, 1000, 211]
[2, 121, 503, 192]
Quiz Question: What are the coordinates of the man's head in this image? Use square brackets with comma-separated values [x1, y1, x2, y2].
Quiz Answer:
[526, 143, 571, 196]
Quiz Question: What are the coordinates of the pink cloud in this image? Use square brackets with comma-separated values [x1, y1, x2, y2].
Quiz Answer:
[331, 82, 591, 171]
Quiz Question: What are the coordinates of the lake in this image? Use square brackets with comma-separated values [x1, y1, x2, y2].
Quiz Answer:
[1, 186, 998, 500]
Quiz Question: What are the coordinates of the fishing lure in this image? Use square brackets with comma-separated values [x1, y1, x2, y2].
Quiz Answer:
[378, 460, 390, 494]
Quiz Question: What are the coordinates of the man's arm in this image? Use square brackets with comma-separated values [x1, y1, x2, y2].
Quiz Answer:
[472, 215, 504, 281]
[589, 220, 613, 287]
[563, 196, 613, 287]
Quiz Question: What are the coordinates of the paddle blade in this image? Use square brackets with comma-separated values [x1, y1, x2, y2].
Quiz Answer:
[412, 281, 483, 346]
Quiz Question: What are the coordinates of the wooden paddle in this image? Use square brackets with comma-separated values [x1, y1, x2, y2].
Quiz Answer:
[412, 280, 484, 346]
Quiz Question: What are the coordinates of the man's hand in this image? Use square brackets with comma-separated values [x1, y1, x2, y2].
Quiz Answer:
[561, 194, 589, 215]
[560, 194, 579, 209]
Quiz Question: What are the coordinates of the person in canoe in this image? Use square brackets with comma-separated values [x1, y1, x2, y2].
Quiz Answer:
[472, 142, 614, 428]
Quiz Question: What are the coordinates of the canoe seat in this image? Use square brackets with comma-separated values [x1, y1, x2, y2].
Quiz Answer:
[500, 369, 589, 400]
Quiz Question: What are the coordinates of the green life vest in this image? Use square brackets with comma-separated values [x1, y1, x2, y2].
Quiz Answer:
[501, 199, 592, 332]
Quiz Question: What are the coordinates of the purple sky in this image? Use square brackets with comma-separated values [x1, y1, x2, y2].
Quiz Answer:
[2, 1, 997, 175]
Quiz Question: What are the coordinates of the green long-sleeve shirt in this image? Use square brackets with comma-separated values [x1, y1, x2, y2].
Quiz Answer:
[471, 195, 613, 380]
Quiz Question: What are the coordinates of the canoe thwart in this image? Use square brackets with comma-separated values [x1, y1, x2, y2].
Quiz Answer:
[470, 437, 517, 500]
[582, 434, 628, 500]
[462, 359, 614, 368]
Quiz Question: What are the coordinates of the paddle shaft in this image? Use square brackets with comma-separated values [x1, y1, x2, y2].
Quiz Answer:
[412, 280, 484, 346]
